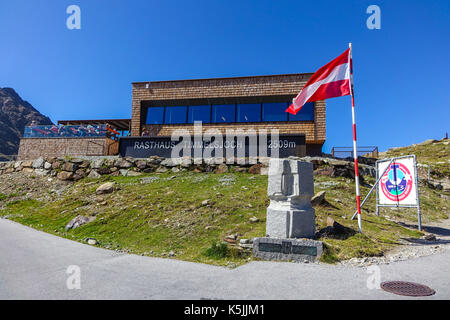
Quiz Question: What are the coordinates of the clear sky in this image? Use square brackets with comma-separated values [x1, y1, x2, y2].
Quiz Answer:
[1, 0, 449, 152]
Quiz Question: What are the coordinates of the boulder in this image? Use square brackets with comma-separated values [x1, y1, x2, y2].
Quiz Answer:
[44, 162, 52, 170]
[32, 157, 45, 169]
[88, 170, 101, 179]
[21, 160, 33, 168]
[311, 191, 326, 206]
[61, 162, 78, 172]
[65, 215, 96, 231]
[215, 164, 228, 174]
[248, 163, 264, 174]
[34, 169, 49, 176]
[96, 182, 114, 195]
[135, 160, 148, 170]
[90, 158, 104, 169]
[114, 158, 133, 168]
[57, 171, 74, 180]
[160, 158, 179, 167]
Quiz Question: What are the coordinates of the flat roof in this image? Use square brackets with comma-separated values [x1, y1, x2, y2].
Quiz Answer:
[132, 72, 313, 85]
[57, 119, 131, 131]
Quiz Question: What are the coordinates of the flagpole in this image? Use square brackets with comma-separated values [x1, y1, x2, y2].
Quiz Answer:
[349, 43, 362, 233]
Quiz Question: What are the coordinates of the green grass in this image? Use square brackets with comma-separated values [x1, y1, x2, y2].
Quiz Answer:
[1, 169, 442, 265]
[382, 139, 449, 179]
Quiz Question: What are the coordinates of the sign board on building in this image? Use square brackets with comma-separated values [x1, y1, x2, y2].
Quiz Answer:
[119, 134, 306, 160]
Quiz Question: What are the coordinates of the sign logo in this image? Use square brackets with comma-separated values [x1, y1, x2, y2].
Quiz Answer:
[380, 162, 413, 202]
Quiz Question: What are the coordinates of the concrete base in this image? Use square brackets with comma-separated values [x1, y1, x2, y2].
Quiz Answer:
[253, 237, 323, 262]
[266, 208, 315, 239]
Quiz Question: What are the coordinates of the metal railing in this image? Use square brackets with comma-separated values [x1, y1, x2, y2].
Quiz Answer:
[331, 146, 379, 159]
[23, 124, 111, 139]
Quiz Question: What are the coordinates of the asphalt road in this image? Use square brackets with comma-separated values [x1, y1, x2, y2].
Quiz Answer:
[1, 218, 449, 300]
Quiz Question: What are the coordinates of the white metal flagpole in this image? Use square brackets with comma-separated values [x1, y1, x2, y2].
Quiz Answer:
[349, 43, 362, 233]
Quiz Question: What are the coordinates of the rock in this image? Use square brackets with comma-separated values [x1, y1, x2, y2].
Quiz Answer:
[248, 163, 264, 174]
[135, 160, 147, 170]
[239, 239, 249, 244]
[87, 238, 98, 245]
[57, 171, 74, 181]
[156, 166, 168, 173]
[171, 167, 180, 173]
[88, 170, 101, 179]
[215, 164, 228, 174]
[22, 160, 33, 168]
[424, 234, 436, 241]
[44, 162, 52, 170]
[316, 217, 355, 239]
[96, 182, 114, 195]
[90, 158, 104, 169]
[249, 217, 259, 223]
[61, 162, 78, 172]
[127, 170, 142, 177]
[34, 169, 49, 176]
[65, 215, 96, 231]
[168, 251, 175, 257]
[32, 157, 45, 169]
[201, 199, 210, 206]
[119, 169, 129, 176]
[52, 161, 61, 170]
[114, 158, 133, 168]
[311, 191, 326, 206]
[160, 158, 179, 167]
[140, 176, 160, 184]
[96, 167, 111, 175]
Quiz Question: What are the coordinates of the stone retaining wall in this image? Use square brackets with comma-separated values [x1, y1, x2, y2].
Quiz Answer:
[0, 155, 378, 182]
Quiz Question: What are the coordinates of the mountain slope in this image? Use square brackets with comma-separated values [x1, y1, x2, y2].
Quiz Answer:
[0, 88, 53, 157]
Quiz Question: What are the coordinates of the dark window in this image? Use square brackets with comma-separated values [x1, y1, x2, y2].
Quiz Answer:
[262, 102, 288, 122]
[237, 104, 261, 122]
[212, 104, 235, 123]
[188, 105, 211, 123]
[164, 106, 188, 124]
[288, 102, 314, 121]
[145, 107, 164, 124]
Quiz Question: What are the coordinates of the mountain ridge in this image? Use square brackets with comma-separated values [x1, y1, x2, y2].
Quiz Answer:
[0, 88, 53, 157]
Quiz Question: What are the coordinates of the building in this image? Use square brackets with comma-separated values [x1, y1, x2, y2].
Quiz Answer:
[130, 73, 326, 156]
[18, 73, 326, 160]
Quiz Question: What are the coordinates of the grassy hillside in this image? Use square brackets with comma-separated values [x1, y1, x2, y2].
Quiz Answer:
[0, 139, 448, 266]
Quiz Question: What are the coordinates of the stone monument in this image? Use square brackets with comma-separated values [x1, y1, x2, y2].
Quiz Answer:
[253, 158, 323, 262]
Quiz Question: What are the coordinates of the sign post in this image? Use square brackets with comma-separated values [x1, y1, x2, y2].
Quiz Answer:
[376, 155, 422, 231]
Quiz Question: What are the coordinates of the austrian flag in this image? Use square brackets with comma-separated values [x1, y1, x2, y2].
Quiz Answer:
[286, 48, 352, 114]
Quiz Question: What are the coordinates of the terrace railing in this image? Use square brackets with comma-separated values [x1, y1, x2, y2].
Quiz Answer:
[331, 146, 379, 159]
[23, 124, 114, 139]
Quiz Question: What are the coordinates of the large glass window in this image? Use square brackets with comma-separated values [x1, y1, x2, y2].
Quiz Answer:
[164, 106, 187, 124]
[212, 104, 235, 123]
[262, 102, 288, 122]
[237, 104, 261, 122]
[188, 105, 211, 123]
[145, 107, 164, 124]
[288, 102, 314, 121]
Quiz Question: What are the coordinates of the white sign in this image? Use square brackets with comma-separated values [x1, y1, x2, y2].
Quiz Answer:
[377, 156, 418, 206]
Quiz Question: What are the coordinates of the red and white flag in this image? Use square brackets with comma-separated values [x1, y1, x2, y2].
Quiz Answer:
[286, 48, 351, 114]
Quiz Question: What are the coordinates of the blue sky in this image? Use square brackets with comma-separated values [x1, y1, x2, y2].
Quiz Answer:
[0, 0, 449, 152]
